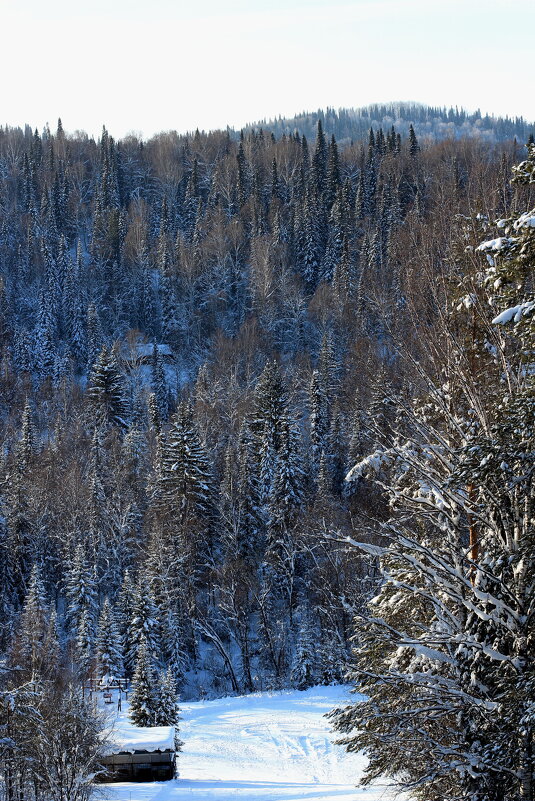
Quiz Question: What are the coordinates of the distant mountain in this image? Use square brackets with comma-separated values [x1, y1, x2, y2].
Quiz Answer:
[245, 102, 533, 146]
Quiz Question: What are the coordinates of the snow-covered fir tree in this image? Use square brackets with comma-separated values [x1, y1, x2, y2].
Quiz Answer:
[154, 666, 180, 726]
[87, 345, 129, 429]
[95, 597, 124, 683]
[125, 575, 160, 673]
[128, 637, 158, 727]
[291, 606, 318, 690]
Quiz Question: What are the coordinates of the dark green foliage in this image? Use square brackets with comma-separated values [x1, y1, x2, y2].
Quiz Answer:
[408, 123, 420, 156]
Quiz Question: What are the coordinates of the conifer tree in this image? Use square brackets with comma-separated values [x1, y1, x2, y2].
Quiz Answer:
[236, 422, 263, 561]
[291, 606, 317, 690]
[236, 140, 249, 208]
[129, 638, 157, 727]
[35, 287, 56, 378]
[258, 420, 278, 504]
[126, 576, 160, 673]
[18, 399, 36, 472]
[326, 135, 341, 208]
[267, 417, 305, 535]
[95, 598, 124, 682]
[75, 608, 94, 679]
[311, 120, 327, 196]
[147, 392, 162, 436]
[265, 417, 305, 609]
[309, 370, 330, 461]
[159, 610, 187, 686]
[86, 303, 103, 371]
[298, 190, 324, 292]
[322, 190, 346, 282]
[154, 667, 180, 726]
[63, 242, 86, 364]
[121, 423, 148, 490]
[158, 402, 218, 562]
[87, 346, 129, 429]
[64, 544, 99, 639]
[13, 564, 49, 679]
[250, 360, 287, 450]
[116, 569, 136, 642]
[317, 630, 346, 685]
[158, 240, 181, 343]
[408, 123, 420, 156]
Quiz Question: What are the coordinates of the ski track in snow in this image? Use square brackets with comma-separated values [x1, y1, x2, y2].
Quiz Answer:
[100, 686, 402, 801]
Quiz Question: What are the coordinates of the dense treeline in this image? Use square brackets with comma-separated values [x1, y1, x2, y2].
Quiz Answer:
[0, 112, 531, 719]
[250, 103, 533, 147]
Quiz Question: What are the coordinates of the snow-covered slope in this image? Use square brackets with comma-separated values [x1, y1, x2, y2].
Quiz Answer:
[100, 686, 401, 801]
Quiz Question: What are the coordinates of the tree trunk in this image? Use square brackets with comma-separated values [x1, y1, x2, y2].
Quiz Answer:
[520, 729, 533, 801]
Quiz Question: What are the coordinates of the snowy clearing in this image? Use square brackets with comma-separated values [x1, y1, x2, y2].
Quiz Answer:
[99, 685, 401, 801]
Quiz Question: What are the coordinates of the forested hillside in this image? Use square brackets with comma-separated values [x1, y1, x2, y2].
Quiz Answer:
[249, 103, 532, 147]
[0, 114, 532, 704]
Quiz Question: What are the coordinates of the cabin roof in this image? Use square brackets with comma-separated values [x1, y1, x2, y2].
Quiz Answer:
[106, 721, 175, 755]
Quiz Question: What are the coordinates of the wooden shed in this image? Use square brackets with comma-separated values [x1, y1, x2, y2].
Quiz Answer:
[98, 747, 175, 782]
[98, 720, 177, 783]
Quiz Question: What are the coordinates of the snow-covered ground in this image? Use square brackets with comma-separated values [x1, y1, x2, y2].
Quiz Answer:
[99, 685, 401, 801]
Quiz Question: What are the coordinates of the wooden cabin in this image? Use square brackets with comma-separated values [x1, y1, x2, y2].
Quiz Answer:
[97, 719, 177, 783]
[98, 747, 175, 782]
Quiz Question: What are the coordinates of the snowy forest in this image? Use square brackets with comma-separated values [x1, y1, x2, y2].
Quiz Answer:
[0, 105, 534, 801]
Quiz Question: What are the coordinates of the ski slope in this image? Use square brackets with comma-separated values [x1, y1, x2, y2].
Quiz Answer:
[100, 686, 401, 801]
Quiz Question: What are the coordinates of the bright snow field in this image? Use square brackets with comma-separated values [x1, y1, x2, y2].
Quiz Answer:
[101, 685, 400, 801]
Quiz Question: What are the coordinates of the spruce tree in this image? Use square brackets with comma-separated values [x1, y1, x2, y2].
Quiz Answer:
[95, 598, 124, 682]
[63, 242, 86, 365]
[86, 303, 103, 371]
[309, 370, 330, 461]
[64, 543, 99, 639]
[326, 135, 341, 208]
[159, 610, 187, 686]
[18, 399, 36, 472]
[291, 606, 317, 690]
[125, 575, 160, 673]
[35, 287, 56, 378]
[250, 360, 286, 451]
[311, 119, 327, 196]
[157, 402, 218, 564]
[408, 123, 420, 156]
[87, 346, 129, 429]
[154, 667, 180, 726]
[116, 569, 136, 642]
[129, 638, 157, 727]
[13, 564, 49, 679]
[267, 417, 305, 535]
[75, 608, 94, 679]
[236, 422, 263, 561]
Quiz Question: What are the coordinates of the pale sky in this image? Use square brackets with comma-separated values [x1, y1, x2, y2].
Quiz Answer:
[1, 0, 533, 140]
